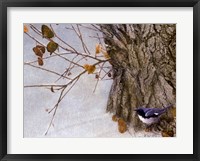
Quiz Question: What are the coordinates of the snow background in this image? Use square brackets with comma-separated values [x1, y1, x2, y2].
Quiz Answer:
[23, 24, 160, 137]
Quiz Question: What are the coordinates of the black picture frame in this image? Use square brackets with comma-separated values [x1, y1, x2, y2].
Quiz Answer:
[0, 0, 199, 160]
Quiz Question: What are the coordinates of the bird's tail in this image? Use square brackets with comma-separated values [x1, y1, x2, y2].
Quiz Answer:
[161, 104, 173, 114]
[158, 105, 173, 115]
[164, 104, 173, 110]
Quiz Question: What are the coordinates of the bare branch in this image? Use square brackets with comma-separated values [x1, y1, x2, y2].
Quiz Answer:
[93, 62, 105, 93]
[24, 23, 113, 135]
[24, 62, 72, 80]
[45, 77, 80, 135]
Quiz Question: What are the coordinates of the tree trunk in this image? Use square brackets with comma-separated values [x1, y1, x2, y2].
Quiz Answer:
[100, 24, 176, 131]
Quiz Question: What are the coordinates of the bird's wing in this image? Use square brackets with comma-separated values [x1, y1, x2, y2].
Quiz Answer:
[140, 107, 151, 113]
[145, 108, 166, 117]
[145, 109, 156, 117]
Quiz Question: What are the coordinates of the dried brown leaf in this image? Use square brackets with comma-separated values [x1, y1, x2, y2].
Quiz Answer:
[38, 57, 44, 66]
[24, 25, 28, 33]
[84, 64, 96, 74]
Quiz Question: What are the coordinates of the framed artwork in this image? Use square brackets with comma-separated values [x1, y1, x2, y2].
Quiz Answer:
[0, 0, 199, 160]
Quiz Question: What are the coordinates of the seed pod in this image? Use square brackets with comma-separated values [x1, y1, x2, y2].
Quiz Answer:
[95, 74, 99, 79]
[108, 73, 112, 77]
[67, 72, 72, 76]
[50, 86, 55, 93]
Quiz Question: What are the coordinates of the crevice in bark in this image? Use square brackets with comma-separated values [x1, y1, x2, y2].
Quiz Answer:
[100, 24, 176, 132]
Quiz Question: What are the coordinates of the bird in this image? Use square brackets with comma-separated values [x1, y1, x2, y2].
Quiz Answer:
[134, 105, 172, 125]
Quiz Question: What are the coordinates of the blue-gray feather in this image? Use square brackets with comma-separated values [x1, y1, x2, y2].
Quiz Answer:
[135, 105, 172, 118]
[134, 105, 172, 125]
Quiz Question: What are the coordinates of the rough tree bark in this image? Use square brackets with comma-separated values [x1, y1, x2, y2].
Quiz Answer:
[100, 24, 176, 131]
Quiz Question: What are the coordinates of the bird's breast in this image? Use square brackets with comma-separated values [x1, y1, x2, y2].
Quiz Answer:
[138, 115, 159, 125]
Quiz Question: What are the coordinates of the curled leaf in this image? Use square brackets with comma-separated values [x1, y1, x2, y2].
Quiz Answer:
[95, 44, 101, 54]
[84, 64, 96, 74]
[38, 45, 45, 53]
[24, 25, 28, 33]
[38, 57, 44, 66]
[47, 41, 58, 55]
[103, 51, 111, 59]
[41, 25, 54, 38]
[112, 115, 118, 122]
[118, 118, 125, 126]
[33, 45, 45, 57]
[118, 118, 127, 133]
[83, 64, 89, 70]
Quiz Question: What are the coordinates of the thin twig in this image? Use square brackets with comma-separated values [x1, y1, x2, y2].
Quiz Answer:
[25, 32, 85, 69]
[71, 25, 91, 55]
[93, 62, 105, 93]
[24, 84, 64, 88]
[24, 63, 72, 80]
[30, 24, 75, 53]
[79, 24, 100, 32]
[25, 23, 113, 135]
[91, 24, 102, 32]
[50, 24, 79, 53]
[45, 76, 81, 135]
[76, 24, 91, 55]
[25, 31, 105, 63]
[25, 52, 74, 64]
[54, 54, 79, 83]
[101, 69, 112, 80]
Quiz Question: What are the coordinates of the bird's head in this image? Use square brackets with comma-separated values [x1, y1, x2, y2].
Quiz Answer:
[134, 108, 145, 116]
